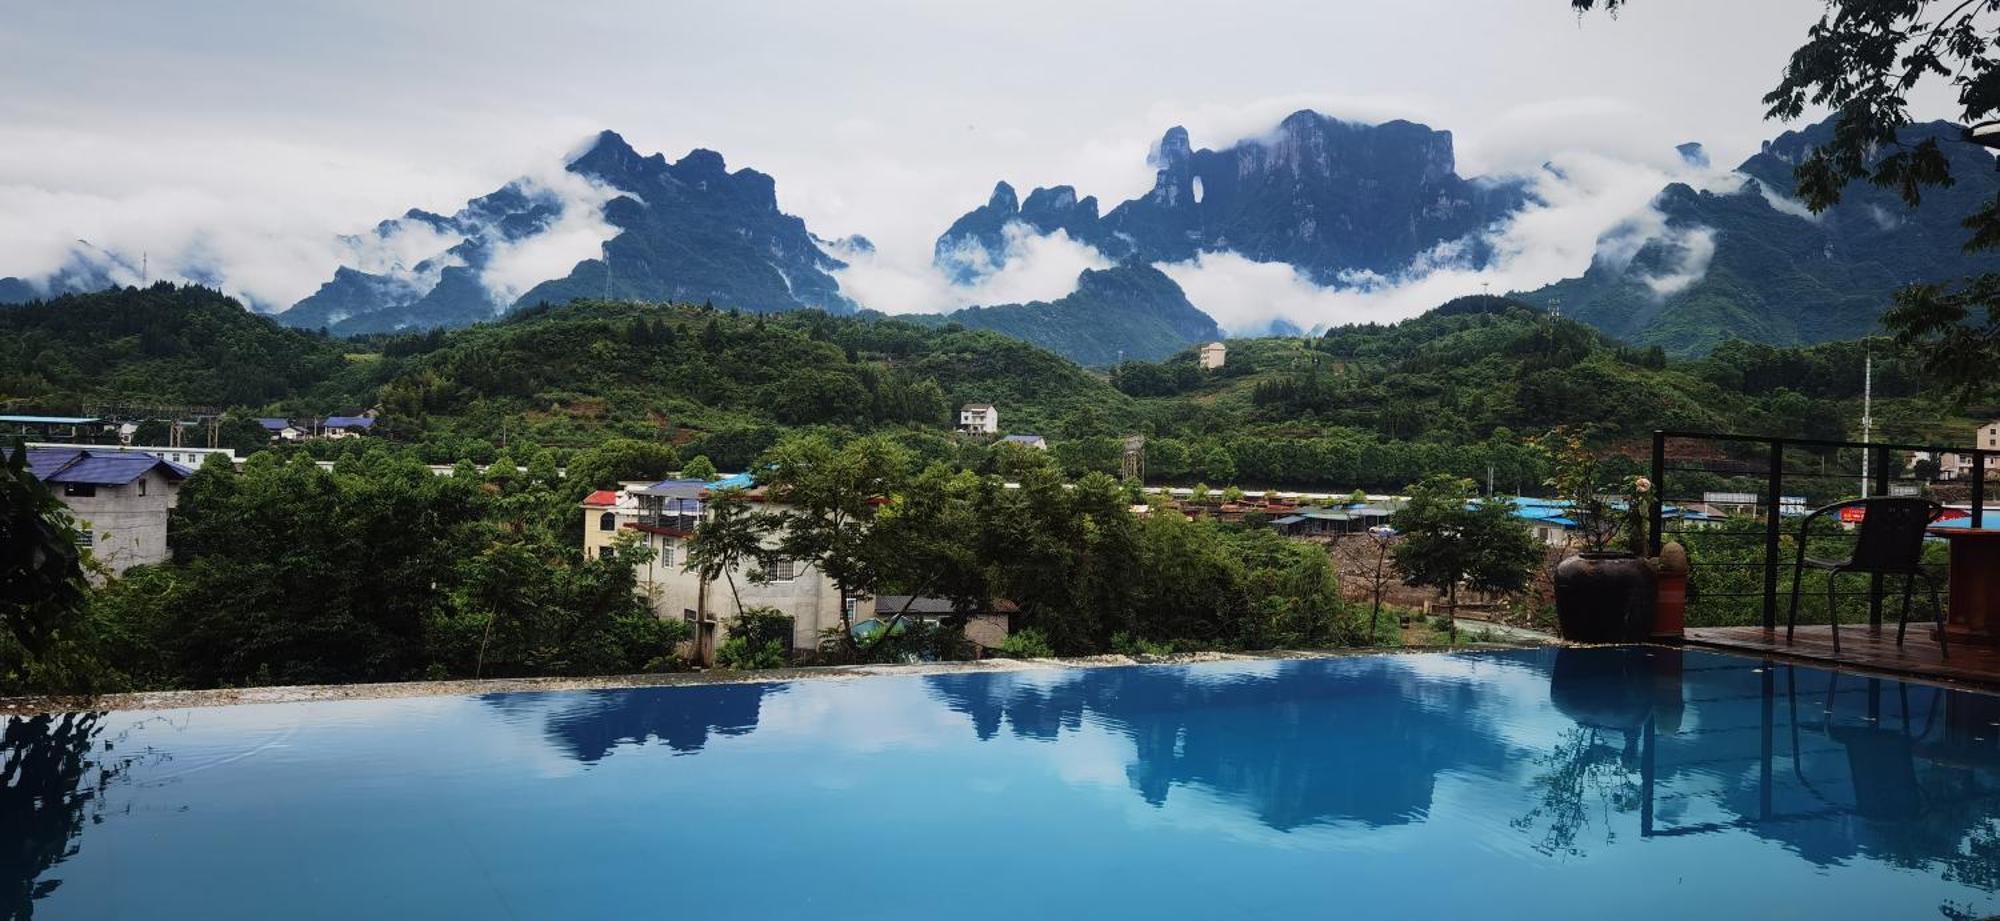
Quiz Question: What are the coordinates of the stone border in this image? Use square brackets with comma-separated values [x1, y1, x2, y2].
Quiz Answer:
[0, 643, 1538, 716]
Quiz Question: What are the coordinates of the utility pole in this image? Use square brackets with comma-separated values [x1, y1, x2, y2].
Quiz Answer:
[1859, 351, 1874, 498]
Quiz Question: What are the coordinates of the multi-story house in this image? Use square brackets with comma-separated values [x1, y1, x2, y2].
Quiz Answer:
[1200, 341, 1227, 370]
[14, 447, 191, 577]
[583, 479, 853, 664]
[958, 404, 998, 435]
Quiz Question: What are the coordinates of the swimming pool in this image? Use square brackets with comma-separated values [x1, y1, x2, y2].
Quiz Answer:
[6, 647, 1998, 919]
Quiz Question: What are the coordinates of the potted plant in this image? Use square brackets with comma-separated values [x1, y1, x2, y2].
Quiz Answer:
[1543, 429, 1657, 643]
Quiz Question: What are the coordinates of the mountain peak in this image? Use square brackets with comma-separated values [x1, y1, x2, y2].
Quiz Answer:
[1151, 126, 1193, 170]
[676, 148, 729, 175]
[575, 129, 637, 163]
[988, 181, 1019, 212]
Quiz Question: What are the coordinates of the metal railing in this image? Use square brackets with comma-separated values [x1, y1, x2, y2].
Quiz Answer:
[1647, 430, 1988, 630]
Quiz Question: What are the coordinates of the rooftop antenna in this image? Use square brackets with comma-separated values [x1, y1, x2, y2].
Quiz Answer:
[1860, 350, 1874, 498]
[1481, 281, 1490, 296]
[141, 252, 148, 284]
[602, 243, 612, 301]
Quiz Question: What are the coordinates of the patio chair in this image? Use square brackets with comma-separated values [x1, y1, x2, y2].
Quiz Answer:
[1785, 497, 1945, 657]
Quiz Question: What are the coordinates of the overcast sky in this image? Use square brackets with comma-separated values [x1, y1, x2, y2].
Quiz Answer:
[0, 0, 1967, 322]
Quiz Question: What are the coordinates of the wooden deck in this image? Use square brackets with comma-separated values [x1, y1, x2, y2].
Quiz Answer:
[1686, 624, 2000, 687]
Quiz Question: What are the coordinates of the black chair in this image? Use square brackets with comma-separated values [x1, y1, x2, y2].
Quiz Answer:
[1785, 497, 1945, 656]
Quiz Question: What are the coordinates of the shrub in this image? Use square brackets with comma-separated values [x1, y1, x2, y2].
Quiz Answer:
[997, 628, 1054, 659]
[716, 636, 788, 670]
[716, 607, 793, 669]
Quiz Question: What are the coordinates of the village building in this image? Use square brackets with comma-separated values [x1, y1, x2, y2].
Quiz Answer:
[583, 479, 852, 664]
[1199, 341, 1227, 370]
[321, 415, 378, 439]
[257, 418, 307, 441]
[958, 404, 998, 435]
[860, 596, 1015, 653]
[1000, 433, 1048, 450]
[10, 446, 192, 577]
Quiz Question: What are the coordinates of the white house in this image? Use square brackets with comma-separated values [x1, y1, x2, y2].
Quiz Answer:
[1200, 341, 1227, 370]
[257, 418, 306, 441]
[958, 404, 998, 435]
[584, 480, 855, 664]
[321, 415, 378, 439]
[1000, 434, 1048, 450]
[14, 447, 191, 578]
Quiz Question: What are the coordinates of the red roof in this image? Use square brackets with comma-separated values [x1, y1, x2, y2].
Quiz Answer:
[581, 489, 619, 507]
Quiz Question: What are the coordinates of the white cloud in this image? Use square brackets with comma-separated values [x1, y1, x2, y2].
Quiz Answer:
[0, 0, 1927, 324]
[833, 222, 1111, 314]
[472, 170, 621, 308]
[1155, 147, 1732, 333]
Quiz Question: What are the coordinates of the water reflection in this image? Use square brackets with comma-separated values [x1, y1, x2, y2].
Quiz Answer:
[478, 682, 780, 763]
[927, 647, 2000, 900]
[1, 712, 169, 921]
[928, 661, 1516, 829]
[8, 649, 2000, 919]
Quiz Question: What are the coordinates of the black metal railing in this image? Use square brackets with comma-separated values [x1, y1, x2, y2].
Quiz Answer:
[1647, 430, 1988, 631]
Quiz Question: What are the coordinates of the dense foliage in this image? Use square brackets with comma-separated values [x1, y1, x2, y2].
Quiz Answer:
[59, 449, 683, 693]
[0, 284, 358, 408]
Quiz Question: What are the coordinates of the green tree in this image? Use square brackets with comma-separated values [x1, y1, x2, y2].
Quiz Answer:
[681, 455, 719, 481]
[566, 438, 680, 494]
[683, 487, 767, 623]
[0, 442, 92, 691]
[1390, 474, 1542, 638]
[756, 434, 912, 631]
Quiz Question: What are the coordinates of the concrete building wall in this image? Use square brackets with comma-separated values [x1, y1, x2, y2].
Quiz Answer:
[60, 468, 180, 576]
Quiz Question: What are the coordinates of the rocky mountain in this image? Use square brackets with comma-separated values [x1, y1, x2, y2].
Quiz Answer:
[278, 130, 856, 335]
[909, 264, 1221, 366]
[1520, 119, 2000, 355]
[935, 111, 1528, 285]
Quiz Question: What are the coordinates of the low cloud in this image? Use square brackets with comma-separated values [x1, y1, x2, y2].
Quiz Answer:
[833, 222, 1110, 314]
[472, 169, 621, 308]
[1156, 148, 1732, 334]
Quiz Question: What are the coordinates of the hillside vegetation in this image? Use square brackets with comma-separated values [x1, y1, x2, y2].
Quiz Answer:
[3, 287, 1983, 491]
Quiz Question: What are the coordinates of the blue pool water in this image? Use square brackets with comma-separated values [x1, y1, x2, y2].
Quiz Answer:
[6, 647, 2000, 919]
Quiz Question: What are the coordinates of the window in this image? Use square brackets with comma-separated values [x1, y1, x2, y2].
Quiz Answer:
[137, 478, 147, 497]
[62, 483, 96, 498]
[598, 511, 616, 531]
[761, 557, 797, 581]
[598, 545, 613, 560]
[659, 542, 675, 567]
[76, 529, 93, 548]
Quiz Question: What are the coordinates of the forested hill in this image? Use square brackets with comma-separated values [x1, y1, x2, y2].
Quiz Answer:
[902, 264, 1221, 365]
[367, 298, 1139, 462]
[3, 287, 1975, 491]
[1103, 295, 1958, 487]
[0, 284, 357, 408]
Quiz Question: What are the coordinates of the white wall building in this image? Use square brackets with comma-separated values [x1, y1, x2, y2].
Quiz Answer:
[583, 480, 855, 663]
[1200, 341, 1227, 370]
[16, 447, 191, 577]
[958, 404, 998, 435]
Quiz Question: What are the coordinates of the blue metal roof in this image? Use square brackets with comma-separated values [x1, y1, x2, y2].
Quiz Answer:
[322, 416, 375, 429]
[707, 472, 755, 490]
[1001, 434, 1045, 443]
[17, 448, 191, 486]
[256, 417, 292, 430]
[0, 414, 99, 425]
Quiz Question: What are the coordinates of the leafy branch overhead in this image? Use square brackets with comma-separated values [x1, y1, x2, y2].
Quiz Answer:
[1575, 0, 2000, 399]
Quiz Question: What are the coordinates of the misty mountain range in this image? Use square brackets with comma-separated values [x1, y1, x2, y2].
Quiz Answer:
[4, 111, 1997, 363]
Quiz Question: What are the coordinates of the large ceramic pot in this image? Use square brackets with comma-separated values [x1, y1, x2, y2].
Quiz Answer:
[1554, 551, 1657, 643]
